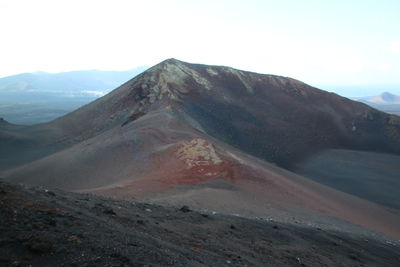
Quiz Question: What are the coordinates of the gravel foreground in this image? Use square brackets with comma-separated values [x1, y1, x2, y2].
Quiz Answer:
[0, 180, 399, 267]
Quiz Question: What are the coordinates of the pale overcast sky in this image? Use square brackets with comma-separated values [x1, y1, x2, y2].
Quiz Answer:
[1, 0, 399, 95]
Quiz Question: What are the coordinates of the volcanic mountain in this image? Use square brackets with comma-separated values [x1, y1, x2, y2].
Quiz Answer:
[1, 59, 400, 239]
[352, 92, 400, 116]
[358, 92, 400, 105]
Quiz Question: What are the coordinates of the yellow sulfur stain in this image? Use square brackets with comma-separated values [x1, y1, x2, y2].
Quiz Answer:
[176, 138, 223, 169]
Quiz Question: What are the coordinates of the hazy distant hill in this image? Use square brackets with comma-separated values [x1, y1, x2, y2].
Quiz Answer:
[0, 67, 147, 124]
[354, 92, 400, 104]
[0, 67, 147, 97]
[353, 92, 400, 115]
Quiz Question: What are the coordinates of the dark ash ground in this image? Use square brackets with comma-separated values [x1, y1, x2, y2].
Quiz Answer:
[1, 180, 399, 267]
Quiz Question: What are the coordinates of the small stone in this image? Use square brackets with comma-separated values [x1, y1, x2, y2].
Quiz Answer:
[46, 190, 56, 196]
[25, 237, 53, 253]
[103, 208, 116, 215]
[47, 219, 57, 226]
[31, 222, 45, 230]
[348, 253, 360, 261]
[68, 235, 81, 243]
[179, 206, 191, 213]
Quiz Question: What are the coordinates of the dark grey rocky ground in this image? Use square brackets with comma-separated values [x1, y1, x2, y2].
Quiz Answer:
[1, 180, 399, 267]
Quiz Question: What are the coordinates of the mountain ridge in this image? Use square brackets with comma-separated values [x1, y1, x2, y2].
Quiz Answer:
[0, 67, 147, 94]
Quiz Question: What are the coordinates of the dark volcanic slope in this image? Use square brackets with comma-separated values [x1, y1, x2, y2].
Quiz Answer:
[294, 149, 400, 210]
[173, 62, 400, 167]
[1, 180, 400, 267]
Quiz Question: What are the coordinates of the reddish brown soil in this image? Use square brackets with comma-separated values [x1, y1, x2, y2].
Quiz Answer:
[84, 136, 400, 240]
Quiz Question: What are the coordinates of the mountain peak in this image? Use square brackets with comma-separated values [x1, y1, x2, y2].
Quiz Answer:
[121, 58, 335, 113]
[154, 58, 186, 69]
[162, 58, 182, 64]
[381, 91, 396, 101]
[0, 117, 10, 125]
[372, 91, 400, 104]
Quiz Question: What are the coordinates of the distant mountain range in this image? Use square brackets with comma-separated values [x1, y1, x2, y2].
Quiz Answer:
[352, 92, 400, 115]
[0, 67, 147, 98]
[0, 67, 147, 124]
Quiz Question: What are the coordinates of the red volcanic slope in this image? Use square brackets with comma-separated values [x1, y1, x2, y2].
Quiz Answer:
[2, 59, 400, 239]
[85, 134, 400, 239]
